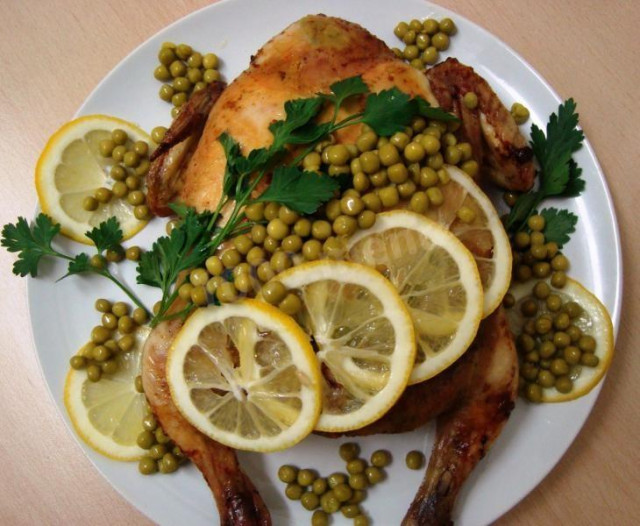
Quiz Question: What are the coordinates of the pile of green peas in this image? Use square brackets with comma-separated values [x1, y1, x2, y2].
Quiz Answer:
[135, 398, 187, 475]
[68, 299, 148, 382]
[277, 443, 393, 525]
[502, 215, 599, 402]
[84, 128, 153, 221]
[392, 17, 456, 69]
[154, 42, 222, 119]
[168, 116, 477, 316]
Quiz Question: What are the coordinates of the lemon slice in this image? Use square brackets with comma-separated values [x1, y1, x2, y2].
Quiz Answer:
[506, 277, 614, 402]
[64, 326, 150, 460]
[347, 210, 484, 384]
[425, 165, 512, 317]
[36, 115, 152, 244]
[166, 299, 322, 452]
[273, 260, 416, 433]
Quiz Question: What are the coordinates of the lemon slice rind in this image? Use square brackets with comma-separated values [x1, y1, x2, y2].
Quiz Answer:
[274, 260, 416, 433]
[347, 210, 484, 385]
[64, 326, 150, 461]
[36, 114, 151, 244]
[507, 277, 614, 403]
[435, 165, 512, 317]
[166, 299, 322, 452]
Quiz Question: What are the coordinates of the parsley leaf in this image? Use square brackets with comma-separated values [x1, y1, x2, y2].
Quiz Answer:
[361, 88, 415, 136]
[64, 253, 91, 277]
[269, 97, 325, 147]
[415, 97, 460, 122]
[539, 208, 578, 247]
[506, 99, 585, 234]
[137, 208, 210, 291]
[321, 76, 370, 109]
[85, 217, 123, 254]
[254, 166, 340, 214]
[1, 214, 61, 277]
[561, 159, 586, 197]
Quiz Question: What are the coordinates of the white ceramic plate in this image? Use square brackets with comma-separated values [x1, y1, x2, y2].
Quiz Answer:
[27, 0, 622, 524]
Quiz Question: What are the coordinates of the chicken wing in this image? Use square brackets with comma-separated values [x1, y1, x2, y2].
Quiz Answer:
[426, 58, 535, 192]
[142, 314, 271, 526]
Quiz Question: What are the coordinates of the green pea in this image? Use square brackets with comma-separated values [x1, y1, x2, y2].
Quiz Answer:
[202, 53, 219, 69]
[137, 430, 156, 449]
[394, 21, 409, 39]
[370, 449, 391, 467]
[297, 468, 316, 487]
[525, 382, 543, 402]
[405, 450, 424, 470]
[359, 151, 380, 174]
[285, 483, 304, 500]
[203, 69, 221, 83]
[138, 456, 158, 475]
[118, 334, 135, 352]
[356, 131, 378, 152]
[421, 46, 439, 65]
[312, 477, 328, 495]
[463, 91, 478, 110]
[578, 335, 596, 353]
[365, 466, 384, 484]
[291, 219, 311, 238]
[581, 353, 600, 367]
[216, 282, 238, 303]
[95, 298, 112, 313]
[301, 491, 320, 510]
[311, 510, 329, 526]
[357, 210, 376, 230]
[333, 483, 353, 502]
[341, 504, 361, 518]
[348, 473, 368, 490]
[278, 465, 298, 483]
[159, 453, 179, 474]
[555, 376, 573, 394]
[320, 491, 341, 513]
[151, 126, 167, 144]
[327, 472, 347, 488]
[278, 293, 302, 315]
[431, 32, 450, 51]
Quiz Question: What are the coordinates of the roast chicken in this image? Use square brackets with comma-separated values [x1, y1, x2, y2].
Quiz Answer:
[143, 14, 533, 525]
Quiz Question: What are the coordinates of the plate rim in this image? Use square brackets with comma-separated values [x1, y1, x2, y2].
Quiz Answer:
[24, 0, 623, 524]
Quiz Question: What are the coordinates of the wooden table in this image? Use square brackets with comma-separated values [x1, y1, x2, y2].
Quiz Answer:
[1, 1, 638, 524]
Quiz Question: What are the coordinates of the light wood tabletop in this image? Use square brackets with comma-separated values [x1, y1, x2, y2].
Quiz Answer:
[1, 1, 638, 524]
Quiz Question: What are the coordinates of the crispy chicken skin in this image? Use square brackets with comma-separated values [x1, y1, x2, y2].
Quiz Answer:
[147, 14, 439, 215]
[427, 58, 535, 192]
[142, 314, 271, 526]
[403, 307, 518, 525]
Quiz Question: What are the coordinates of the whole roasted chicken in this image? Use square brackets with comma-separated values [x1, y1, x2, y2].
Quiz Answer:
[143, 14, 533, 525]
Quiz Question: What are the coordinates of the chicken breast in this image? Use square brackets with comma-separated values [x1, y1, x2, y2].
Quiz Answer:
[149, 14, 439, 214]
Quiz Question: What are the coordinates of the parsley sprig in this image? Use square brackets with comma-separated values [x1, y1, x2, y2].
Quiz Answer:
[136, 75, 457, 326]
[1, 215, 148, 312]
[2, 75, 458, 327]
[505, 99, 585, 245]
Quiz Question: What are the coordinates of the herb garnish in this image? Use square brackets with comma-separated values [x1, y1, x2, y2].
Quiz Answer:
[1, 215, 148, 311]
[137, 75, 457, 326]
[2, 75, 458, 327]
[505, 99, 585, 245]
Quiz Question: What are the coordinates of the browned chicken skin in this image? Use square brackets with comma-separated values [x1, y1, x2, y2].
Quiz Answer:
[143, 14, 529, 525]
[402, 307, 518, 525]
[427, 58, 535, 192]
